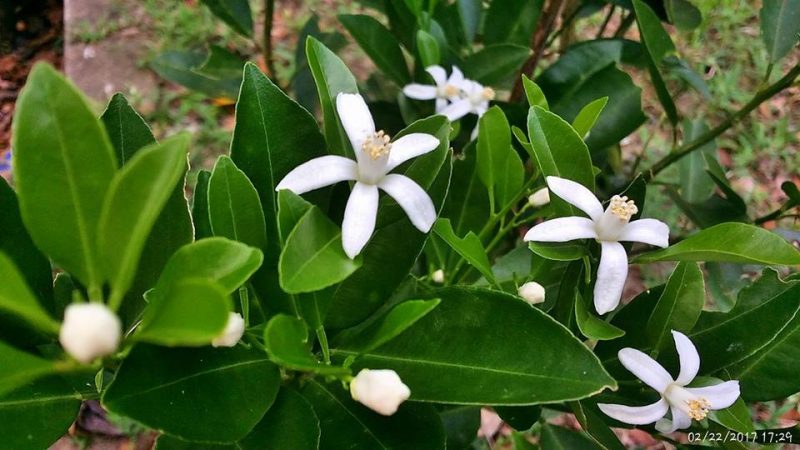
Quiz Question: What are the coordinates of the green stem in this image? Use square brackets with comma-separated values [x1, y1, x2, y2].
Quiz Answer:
[642, 63, 800, 182]
[316, 327, 331, 364]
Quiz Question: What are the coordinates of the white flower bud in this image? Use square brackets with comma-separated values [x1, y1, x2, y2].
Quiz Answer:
[59, 303, 121, 364]
[518, 281, 546, 305]
[528, 188, 550, 207]
[212, 312, 245, 348]
[431, 269, 445, 284]
[350, 369, 410, 416]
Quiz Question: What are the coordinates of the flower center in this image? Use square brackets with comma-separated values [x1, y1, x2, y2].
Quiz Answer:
[443, 84, 460, 97]
[687, 397, 711, 420]
[362, 130, 392, 160]
[481, 87, 496, 101]
[609, 195, 638, 221]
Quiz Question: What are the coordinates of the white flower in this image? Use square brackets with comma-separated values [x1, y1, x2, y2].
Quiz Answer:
[598, 331, 740, 433]
[518, 281, 546, 305]
[212, 312, 245, 348]
[523, 176, 669, 314]
[402, 65, 465, 113]
[350, 368, 411, 416]
[59, 303, 121, 364]
[439, 79, 495, 123]
[528, 187, 550, 207]
[431, 269, 445, 284]
[276, 93, 439, 259]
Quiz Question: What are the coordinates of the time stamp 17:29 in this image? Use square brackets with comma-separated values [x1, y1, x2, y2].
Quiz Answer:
[688, 429, 798, 445]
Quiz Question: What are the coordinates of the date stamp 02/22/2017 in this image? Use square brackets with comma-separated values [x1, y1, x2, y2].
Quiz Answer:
[688, 428, 799, 445]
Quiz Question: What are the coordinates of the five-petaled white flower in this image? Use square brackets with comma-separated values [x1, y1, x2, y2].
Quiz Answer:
[599, 330, 740, 433]
[350, 368, 411, 416]
[524, 176, 669, 314]
[276, 93, 439, 259]
[402, 65, 465, 113]
[440, 79, 495, 123]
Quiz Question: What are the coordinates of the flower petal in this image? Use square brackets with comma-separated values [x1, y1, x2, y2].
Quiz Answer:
[435, 98, 448, 113]
[378, 174, 436, 232]
[594, 241, 629, 314]
[403, 84, 437, 100]
[336, 93, 375, 154]
[656, 407, 691, 433]
[425, 65, 447, 85]
[618, 347, 673, 393]
[448, 66, 465, 88]
[619, 219, 670, 247]
[276, 156, 358, 194]
[385, 133, 440, 172]
[523, 217, 598, 242]
[439, 99, 472, 121]
[672, 330, 700, 386]
[342, 182, 379, 259]
[545, 176, 604, 221]
[685, 381, 740, 410]
[598, 399, 668, 425]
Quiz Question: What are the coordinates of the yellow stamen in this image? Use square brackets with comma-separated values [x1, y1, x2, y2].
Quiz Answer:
[687, 398, 711, 420]
[444, 84, 460, 97]
[481, 87, 496, 101]
[609, 195, 638, 221]
[362, 130, 392, 160]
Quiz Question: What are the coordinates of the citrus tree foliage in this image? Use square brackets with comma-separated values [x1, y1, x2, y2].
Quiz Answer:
[2, 0, 800, 448]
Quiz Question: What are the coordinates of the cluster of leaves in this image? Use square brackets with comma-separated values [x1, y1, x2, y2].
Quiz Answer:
[1, 0, 800, 449]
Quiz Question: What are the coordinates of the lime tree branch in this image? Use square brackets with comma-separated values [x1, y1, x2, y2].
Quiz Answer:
[642, 63, 800, 182]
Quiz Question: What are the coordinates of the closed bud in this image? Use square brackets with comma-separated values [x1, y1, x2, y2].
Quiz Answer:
[350, 369, 410, 416]
[212, 312, 245, 348]
[528, 188, 550, 207]
[431, 269, 445, 284]
[518, 281, 546, 305]
[59, 303, 121, 364]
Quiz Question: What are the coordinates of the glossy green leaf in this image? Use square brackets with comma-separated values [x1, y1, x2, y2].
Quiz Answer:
[522, 75, 549, 110]
[495, 405, 541, 431]
[484, 0, 543, 46]
[0, 342, 56, 398]
[0, 253, 59, 333]
[0, 377, 81, 450]
[196, 45, 246, 82]
[633, 223, 800, 265]
[433, 219, 495, 284]
[154, 238, 264, 295]
[277, 190, 314, 241]
[416, 29, 440, 67]
[279, 205, 362, 294]
[334, 287, 616, 404]
[193, 170, 213, 240]
[137, 278, 231, 346]
[526, 106, 595, 216]
[104, 345, 280, 443]
[665, 0, 702, 30]
[476, 106, 523, 210]
[633, 0, 679, 124]
[263, 314, 348, 375]
[760, 0, 800, 63]
[301, 379, 446, 449]
[441, 406, 481, 449]
[541, 424, 600, 450]
[462, 44, 532, 85]
[339, 14, 410, 85]
[333, 298, 441, 353]
[306, 37, 359, 158]
[575, 293, 625, 341]
[570, 401, 627, 450]
[239, 388, 320, 450]
[150, 50, 241, 100]
[98, 134, 189, 307]
[572, 97, 608, 139]
[12, 63, 117, 289]
[208, 156, 267, 249]
[199, 0, 253, 36]
[645, 262, 704, 353]
[101, 93, 157, 165]
[679, 120, 717, 203]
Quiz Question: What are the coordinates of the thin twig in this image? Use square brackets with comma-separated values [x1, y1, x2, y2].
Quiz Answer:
[595, 5, 616, 39]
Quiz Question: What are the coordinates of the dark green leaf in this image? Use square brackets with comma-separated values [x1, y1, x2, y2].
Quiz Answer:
[645, 262, 704, 353]
[476, 106, 520, 210]
[416, 29, 441, 67]
[199, 0, 253, 36]
[570, 401, 627, 450]
[665, 0, 702, 30]
[208, 156, 267, 249]
[679, 120, 717, 203]
[339, 14, 410, 85]
[433, 219, 495, 284]
[150, 51, 240, 100]
[633, 0, 679, 124]
[263, 314, 348, 375]
[541, 424, 601, 450]
[101, 93, 157, 165]
[462, 44, 532, 85]
[239, 388, 320, 449]
[494, 405, 541, 431]
[440, 406, 480, 449]
[0, 253, 60, 333]
[484, 0, 543, 46]
[0, 342, 56, 398]
[193, 170, 213, 240]
[456, 0, 481, 43]
[760, 0, 800, 63]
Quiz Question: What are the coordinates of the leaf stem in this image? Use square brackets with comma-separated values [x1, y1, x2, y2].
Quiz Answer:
[316, 326, 331, 364]
[641, 63, 800, 182]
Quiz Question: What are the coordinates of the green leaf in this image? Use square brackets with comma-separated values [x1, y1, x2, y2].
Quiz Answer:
[575, 293, 625, 341]
[633, 0, 679, 124]
[541, 424, 601, 450]
[0, 342, 57, 398]
[440, 406, 481, 449]
[101, 93, 157, 165]
[476, 106, 523, 210]
[332, 298, 441, 353]
[263, 314, 349, 375]
[0, 253, 60, 333]
[279, 205, 362, 294]
[301, 379, 446, 448]
[522, 75, 549, 110]
[416, 29, 441, 67]
[679, 120, 717, 203]
[239, 388, 320, 450]
[104, 345, 280, 443]
[645, 262, 704, 353]
[494, 405, 541, 431]
[334, 287, 616, 404]
[760, 0, 800, 63]
[572, 97, 608, 139]
[199, 0, 253, 36]
[137, 279, 231, 346]
[98, 134, 189, 308]
[570, 401, 627, 450]
[665, 0, 702, 31]
[433, 219, 496, 284]
[633, 223, 800, 265]
[277, 190, 314, 241]
[305, 37, 359, 158]
[526, 106, 595, 216]
[0, 377, 81, 450]
[339, 14, 410, 85]
[192, 170, 213, 240]
[154, 238, 264, 296]
[208, 156, 267, 249]
[150, 50, 241, 100]
[12, 63, 117, 289]
[484, 0, 543, 46]
[462, 44, 532, 85]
